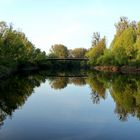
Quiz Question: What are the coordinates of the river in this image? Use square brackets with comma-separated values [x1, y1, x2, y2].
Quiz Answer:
[0, 70, 140, 140]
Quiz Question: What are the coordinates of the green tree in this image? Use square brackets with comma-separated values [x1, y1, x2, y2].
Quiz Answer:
[50, 44, 68, 58]
[134, 22, 140, 65]
[86, 34, 106, 65]
[97, 49, 115, 65]
[0, 21, 47, 76]
[70, 48, 87, 58]
[114, 17, 129, 36]
[92, 32, 100, 47]
[112, 27, 137, 65]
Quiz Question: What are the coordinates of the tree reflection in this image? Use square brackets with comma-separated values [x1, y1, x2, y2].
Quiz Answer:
[69, 77, 86, 86]
[1, 70, 140, 127]
[110, 76, 140, 121]
[49, 77, 68, 89]
[0, 71, 47, 128]
[86, 73, 107, 104]
[35, 71, 140, 121]
[0, 71, 87, 128]
[86, 72, 140, 121]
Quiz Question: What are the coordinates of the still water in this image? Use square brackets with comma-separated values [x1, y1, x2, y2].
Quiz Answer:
[0, 71, 140, 140]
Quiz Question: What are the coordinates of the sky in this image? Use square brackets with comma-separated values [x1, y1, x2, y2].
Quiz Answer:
[0, 0, 140, 53]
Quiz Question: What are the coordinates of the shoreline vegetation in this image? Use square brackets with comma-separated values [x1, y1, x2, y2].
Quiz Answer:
[86, 17, 140, 73]
[1, 17, 140, 78]
[94, 66, 140, 73]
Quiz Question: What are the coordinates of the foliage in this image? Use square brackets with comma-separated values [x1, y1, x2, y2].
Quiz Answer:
[0, 21, 47, 76]
[70, 48, 87, 58]
[50, 44, 68, 58]
[86, 34, 106, 65]
[112, 27, 137, 65]
[91, 32, 100, 47]
[96, 49, 116, 65]
[86, 17, 140, 66]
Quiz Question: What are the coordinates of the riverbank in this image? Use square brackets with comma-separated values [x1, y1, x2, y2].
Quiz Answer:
[0, 65, 18, 79]
[94, 66, 140, 73]
[0, 63, 40, 79]
[0, 61, 88, 79]
[2, 64, 140, 80]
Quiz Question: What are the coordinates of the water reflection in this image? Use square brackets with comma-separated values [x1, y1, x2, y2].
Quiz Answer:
[49, 77, 69, 89]
[111, 76, 140, 121]
[0, 71, 47, 128]
[0, 70, 140, 128]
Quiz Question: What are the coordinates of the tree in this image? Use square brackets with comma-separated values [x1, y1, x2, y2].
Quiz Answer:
[0, 20, 47, 72]
[97, 49, 116, 65]
[70, 48, 87, 58]
[92, 32, 100, 47]
[50, 44, 68, 58]
[86, 35, 106, 65]
[111, 27, 137, 65]
[134, 22, 140, 64]
[113, 47, 128, 65]
[115, 17, 129, 36]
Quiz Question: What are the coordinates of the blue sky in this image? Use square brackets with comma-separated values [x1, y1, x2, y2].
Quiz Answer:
[0, 0, 140, 53]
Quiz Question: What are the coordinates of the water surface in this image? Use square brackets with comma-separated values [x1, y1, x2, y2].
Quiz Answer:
[0, 71, 140, 140]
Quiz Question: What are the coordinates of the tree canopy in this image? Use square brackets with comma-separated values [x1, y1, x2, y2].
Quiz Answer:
[86, 17, 140, 66]
[0, 21, 47, 77]
[70, 48, 87, 58]
[50, 44, 68, 58]
[86, 33, 106, 65]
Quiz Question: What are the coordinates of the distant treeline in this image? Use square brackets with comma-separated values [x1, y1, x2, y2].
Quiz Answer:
[0, 21, 89, 77]
[47, 17, 140, 68]
[1, 17, 140, 77]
